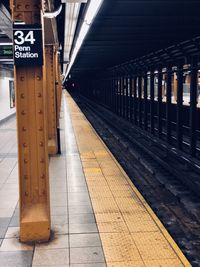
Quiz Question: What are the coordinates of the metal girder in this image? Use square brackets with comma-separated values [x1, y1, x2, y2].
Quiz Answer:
[44, 17, 59, 45]
[45, 45, 58, 155]
[0, 3, 12, 40]
[10, 0, 51, 242]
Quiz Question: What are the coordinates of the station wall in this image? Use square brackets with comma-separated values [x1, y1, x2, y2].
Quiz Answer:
[0, 65, 15, 122]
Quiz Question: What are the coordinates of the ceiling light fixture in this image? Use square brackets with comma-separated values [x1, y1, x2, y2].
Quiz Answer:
[64, 0, 104, 80]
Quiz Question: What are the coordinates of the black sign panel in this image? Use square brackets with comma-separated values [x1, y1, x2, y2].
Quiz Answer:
[13, 24, 43, 66]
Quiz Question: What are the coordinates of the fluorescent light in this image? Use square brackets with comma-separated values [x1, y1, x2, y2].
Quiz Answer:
[84, 0, 103, 25]
[64, 2, 81, 62]
[64, 0, 104, 79]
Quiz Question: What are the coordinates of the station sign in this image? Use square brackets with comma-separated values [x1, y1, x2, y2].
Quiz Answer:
[0, 45, 13, 60]
[13, 24, 43, 66]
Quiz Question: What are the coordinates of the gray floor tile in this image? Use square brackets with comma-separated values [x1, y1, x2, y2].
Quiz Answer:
[9, 216, 19, 227]
[68, 196, 91, 206]
[68, 205, 93, 215]
[69, 214, 95, 225]
[67, 164, 83, 171]
[70, 233, 101, 248]
[0, 238, 33, 251]
[0, 218, 10, 227]
[50, 186, 67, 193]
[68, 186, 88, 193]
[32, 248, 69, 265]
[51, 206, 68, 216]
[51, 199, 68, 207]
[67, 173, 85, 180]
[5, 227, 19, 238]
[0, 208, 15, 218]
[69, 224, 98, 234]
[52, 223, 69, 235]
[70, 247, 105, 264]
[35, 235, 69, 250]
[68, 192, 90, 199]
[66, 155, 81, 162]
[50, 181, 67, 188]
[33, 265, 69, 267]
[0, 251, 33, 267]
[67, 180, 87, 187]
[12, 208, 19, 217]
[52, 215, 68, 225]
[0, 218, 10, 238]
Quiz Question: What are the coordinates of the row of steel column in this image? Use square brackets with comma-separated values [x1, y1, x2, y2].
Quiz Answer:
[80, 61, 198, 157]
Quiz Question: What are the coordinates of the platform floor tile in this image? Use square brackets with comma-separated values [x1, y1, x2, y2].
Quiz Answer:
[144, 258, 184, 267]
[106, 261, 145, 267]
[70, 246, 105, 264]
[0, 251, 33, 267]
[65, 92, 191, 267]
[32, 248, 70, 266]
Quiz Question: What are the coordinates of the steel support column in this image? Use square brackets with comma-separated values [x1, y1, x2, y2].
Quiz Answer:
[157, 67, 163, 138]
[129, 77, 133, 123]
[133, 76, 137, 125]
[45, 45, 57, 155]
[10, 0, 50, 242]
[150, 70, 155, 134]
[176, 64, 183, 150]
[189, 60, 197, 156]
[166, 66, 172, 143]
[138, 76, 142, 127]
[143, 74, 148, 130]
[55, 51, 62, 155]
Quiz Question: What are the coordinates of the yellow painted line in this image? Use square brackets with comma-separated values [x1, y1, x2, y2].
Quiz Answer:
[64, 92, 191, 267]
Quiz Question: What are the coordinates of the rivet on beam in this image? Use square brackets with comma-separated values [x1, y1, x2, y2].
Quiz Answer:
[39, 141, 43, 147]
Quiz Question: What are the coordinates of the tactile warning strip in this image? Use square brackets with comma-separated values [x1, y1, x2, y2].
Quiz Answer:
[65, 92, 191, 267]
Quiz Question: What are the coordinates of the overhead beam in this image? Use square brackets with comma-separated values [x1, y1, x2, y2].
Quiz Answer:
[0, 3, 12, 40]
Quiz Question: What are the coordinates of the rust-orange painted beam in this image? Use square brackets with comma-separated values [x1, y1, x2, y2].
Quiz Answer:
[55, 51, 62, 126]
[45, 45, 57, 155]
[10, 0, 50, 242]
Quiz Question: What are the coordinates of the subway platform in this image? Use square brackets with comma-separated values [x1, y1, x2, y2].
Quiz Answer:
[0, 91, 191, 267]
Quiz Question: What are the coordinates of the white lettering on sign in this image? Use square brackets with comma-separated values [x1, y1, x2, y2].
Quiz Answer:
[15, 45, 31, 51]
[14, 30, 36, 45]
[15, 52, 39, 58]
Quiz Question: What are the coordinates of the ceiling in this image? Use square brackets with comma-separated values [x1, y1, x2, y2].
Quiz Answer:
[69, 0, 200, 77]
[0, 2, 12, 41]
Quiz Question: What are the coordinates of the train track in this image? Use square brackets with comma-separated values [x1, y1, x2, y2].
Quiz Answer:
[72, 93, 200, 266]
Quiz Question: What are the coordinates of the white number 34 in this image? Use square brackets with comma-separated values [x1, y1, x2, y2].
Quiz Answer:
[14, 30, 36, 45]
